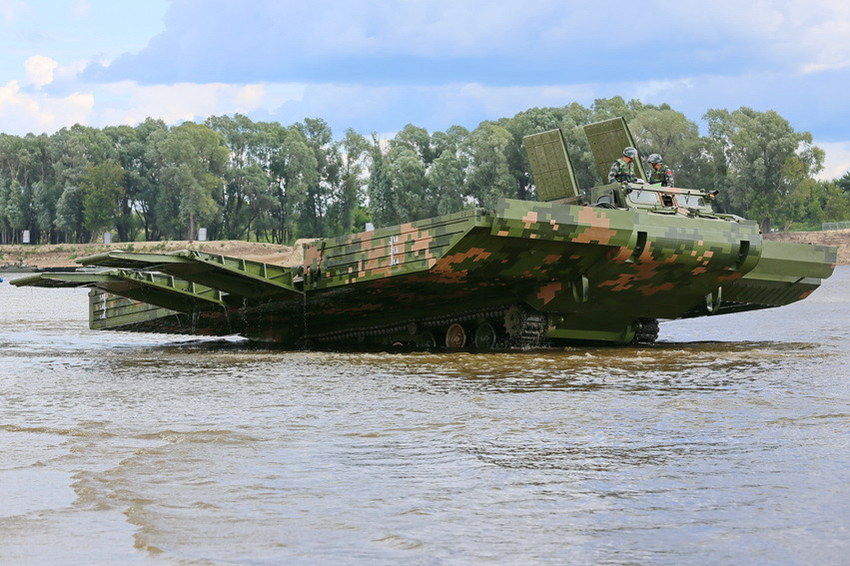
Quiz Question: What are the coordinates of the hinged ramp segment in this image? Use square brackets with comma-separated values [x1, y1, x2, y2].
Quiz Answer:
[523, 129, 580, 202]
[77, 249, 301, 299]
[12, 270, 225, 313]
[583, 117, 647, 182]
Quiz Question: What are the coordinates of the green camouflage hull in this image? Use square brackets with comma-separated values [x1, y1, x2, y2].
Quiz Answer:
[13, 198, 836, 349]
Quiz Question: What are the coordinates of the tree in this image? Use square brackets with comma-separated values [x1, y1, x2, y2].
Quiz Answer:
[118, 118, 170, 241]
[147, 122, 228, 240]
[32, 180, 63, 242]
[54, 184, 85, 241]
[590, 97, 655, 123]
[51, 125, 115, 191]
[81, 160, 126, 238]
[367, 134, 398, 227]
[705, 107, 823, 231]
[836, 171, 850, 194]
[4, 180, 35, 242]
[392, 124, 435, 165]
[428, 149, 466, 215]
[295, 118, 338, 237]
[462, 122, 515, 209]
[0, 103, 838, 242]
[430, 125, 468, 160]
[268, 125, 316, 243]
[386, 145, 429, 221]
[333, 129, 369, 235]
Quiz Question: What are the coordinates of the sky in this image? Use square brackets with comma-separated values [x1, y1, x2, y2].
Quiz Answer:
[2, 0, 850, 179]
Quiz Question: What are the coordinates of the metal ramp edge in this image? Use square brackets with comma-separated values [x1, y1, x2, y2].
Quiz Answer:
[11, 269, 225, 313]
[77, 249, 302, 299]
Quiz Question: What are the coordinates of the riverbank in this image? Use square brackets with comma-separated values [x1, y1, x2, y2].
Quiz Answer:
[0, 239, 306, 270]
[763, 229, 850, 264]
[2, 230, 848, 270]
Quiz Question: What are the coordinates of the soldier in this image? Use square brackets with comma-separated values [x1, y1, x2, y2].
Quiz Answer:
[647, 153, 674, 187]
[608, 146, 641, 183]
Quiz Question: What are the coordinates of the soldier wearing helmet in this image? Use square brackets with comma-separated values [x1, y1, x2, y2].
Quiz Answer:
[608, 146, 642, 184]
[647, 153, 674, 187]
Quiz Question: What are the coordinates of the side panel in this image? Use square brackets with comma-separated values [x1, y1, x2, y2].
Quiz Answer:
[303, 209, 490, 289]
[88, 289, 232, 336]
[584, 117, 648, 182]
[523, 129, 580, 201]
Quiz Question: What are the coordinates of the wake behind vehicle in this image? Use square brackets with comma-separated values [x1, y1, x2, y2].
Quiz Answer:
[12, 118, 837, 349]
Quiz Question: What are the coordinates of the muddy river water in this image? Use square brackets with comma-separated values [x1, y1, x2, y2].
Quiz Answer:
[1, 268, 848, 564]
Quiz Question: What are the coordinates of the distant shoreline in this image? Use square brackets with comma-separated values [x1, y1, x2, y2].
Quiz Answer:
[762, 229, 850, 265]
[1, 230, 848, 271]
[0, 239, 305, 271]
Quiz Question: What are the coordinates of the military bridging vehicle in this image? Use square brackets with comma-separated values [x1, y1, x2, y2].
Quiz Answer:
[12, 118, 837, 349]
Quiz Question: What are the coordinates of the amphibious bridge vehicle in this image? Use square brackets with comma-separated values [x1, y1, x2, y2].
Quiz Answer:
[12, 118, 837, 350]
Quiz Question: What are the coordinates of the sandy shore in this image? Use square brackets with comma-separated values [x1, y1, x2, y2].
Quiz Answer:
[2, 230, 848, 270]
[0, 239, 306, 270]
[763, 229, 850, 265]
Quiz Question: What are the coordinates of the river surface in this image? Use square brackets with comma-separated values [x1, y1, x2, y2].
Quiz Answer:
[1, 268, 848, 565]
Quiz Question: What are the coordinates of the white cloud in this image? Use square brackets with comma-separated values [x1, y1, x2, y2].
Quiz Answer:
[659, 0, 850, 69]
[814, 141, 850, 180]
[455, 82, 595, 116]
[234, 84, 265, 112]
[778, 0, 850, 73]
[0, 79, 94, 132]
[95, 81, 304, 127]
[91, 0, 850, 89]
[630, 79, 695, 103]
[97, 82, 232, 126]
[24, 55, 59, 88]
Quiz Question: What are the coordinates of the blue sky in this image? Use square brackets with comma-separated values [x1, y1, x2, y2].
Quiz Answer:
[2, 0, 850, 178]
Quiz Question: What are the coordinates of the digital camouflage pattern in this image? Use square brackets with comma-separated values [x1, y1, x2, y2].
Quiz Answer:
[12, 119, 838, 349]
[608, 157, 639, 183]
[648, 163, 675, 187]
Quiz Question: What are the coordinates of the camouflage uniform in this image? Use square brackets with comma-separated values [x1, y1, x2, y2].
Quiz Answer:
[608, 158, 637, 183]
[648, 164, 674, 187]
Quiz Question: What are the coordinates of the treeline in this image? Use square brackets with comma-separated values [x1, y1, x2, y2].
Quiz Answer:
[2, 97, 849, 245]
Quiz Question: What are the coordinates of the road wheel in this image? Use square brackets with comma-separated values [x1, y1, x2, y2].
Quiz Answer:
[445, 323, 467, 349]
[416, 331, 437, 348]
[473, 321, 497, 351]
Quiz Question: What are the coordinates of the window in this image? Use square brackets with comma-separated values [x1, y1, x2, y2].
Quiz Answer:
[627, 190, 659, 206]
[676, 194, 706, 208]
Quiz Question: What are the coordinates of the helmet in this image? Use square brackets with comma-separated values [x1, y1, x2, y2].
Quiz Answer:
[623, 147, 638, 159]
[647, 153, 662, 164]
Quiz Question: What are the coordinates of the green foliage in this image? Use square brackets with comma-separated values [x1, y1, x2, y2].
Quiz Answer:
[704, 107, 824, 230]
[462, 123, 515, 209]
[0, 101, 846, 244]
[82, 160, 125, 236]
[55, 184, 85, 240]
[428, 150, 466, 215]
